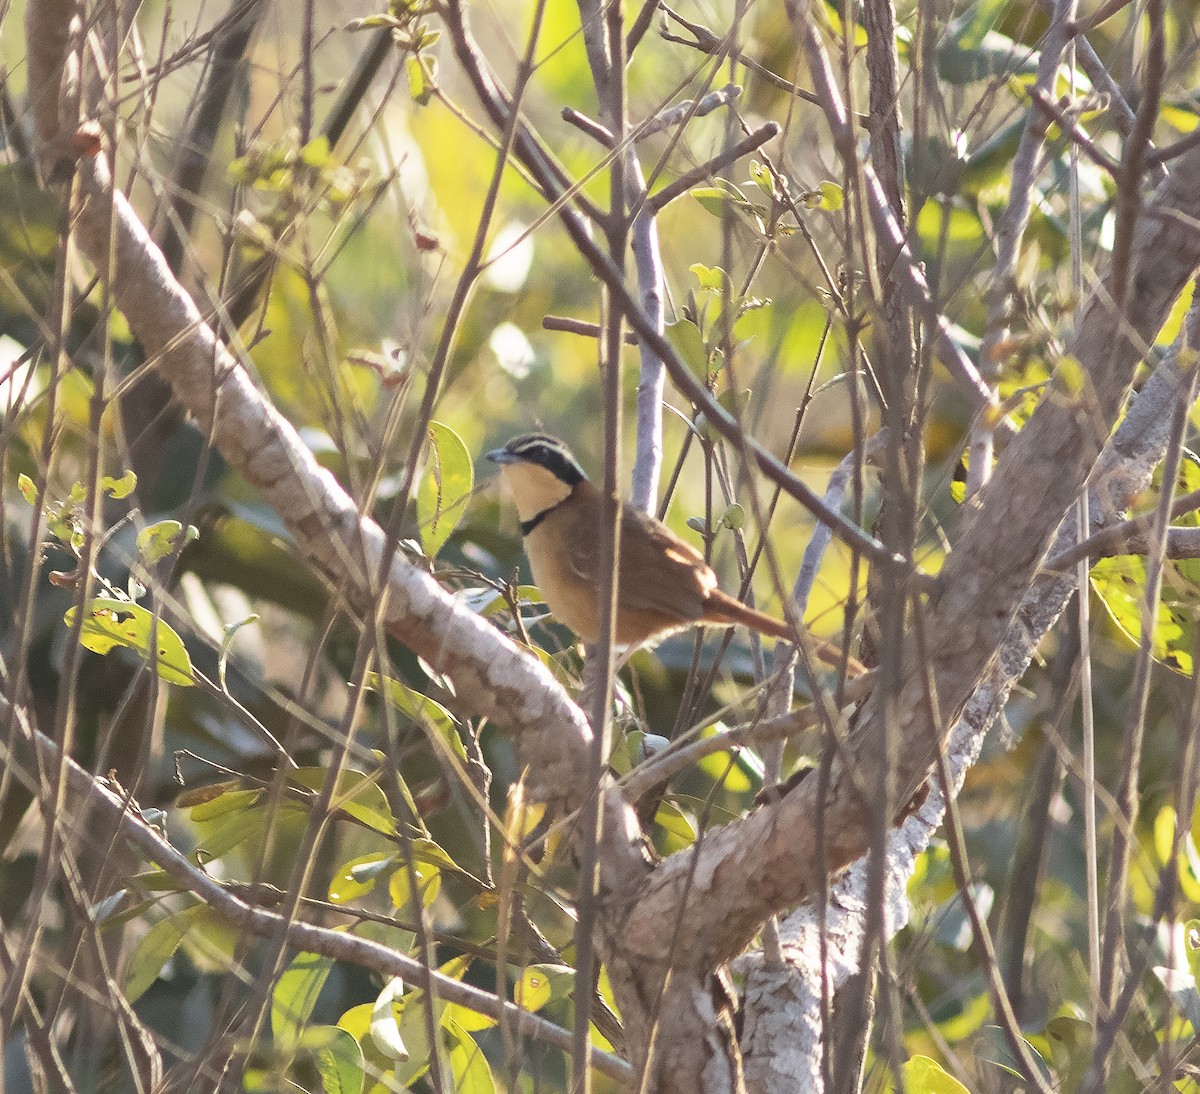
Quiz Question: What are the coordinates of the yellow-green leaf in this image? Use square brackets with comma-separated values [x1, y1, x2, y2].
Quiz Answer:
[329, 853, 393, 904]
[417, 422, 472, 558]
[902, 1054, 971, 1093]
[367, 673, 466, 763]
[444, 1016, 496, 1094]
[17, 473, 37, 505]
[273, 951, 335, 1053]
[514, 964, 574, 1013]
[388, 858, 441, 911]
[1091, 557, 1194, 675]
[100, 469, 137, 499]
[137, 519, 198, 564]
[66, 597, 195, 686]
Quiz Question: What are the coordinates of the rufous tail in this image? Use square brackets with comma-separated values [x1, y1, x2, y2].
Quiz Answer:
[703, 589, 867, 675]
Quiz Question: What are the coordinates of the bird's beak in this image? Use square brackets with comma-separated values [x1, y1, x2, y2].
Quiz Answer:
[486, 448, 514, 465]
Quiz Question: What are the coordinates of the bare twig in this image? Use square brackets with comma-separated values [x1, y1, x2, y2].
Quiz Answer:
[0, 697, 633, 1084]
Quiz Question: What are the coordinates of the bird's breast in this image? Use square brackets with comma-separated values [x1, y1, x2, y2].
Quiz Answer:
[523, 517, 603, 642]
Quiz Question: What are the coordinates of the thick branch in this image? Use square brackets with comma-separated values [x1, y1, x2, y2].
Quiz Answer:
[21, 0, 643, 837]
[0, 696, 632, 1084]
[616, 144, 1200, 976]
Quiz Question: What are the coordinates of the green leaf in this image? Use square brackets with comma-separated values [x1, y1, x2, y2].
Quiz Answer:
[654, 798, 696, 852]
[902, 1054, 971, 1093]
[66, 597, 195, 686]
[273, 951, 335, 1053]
[916, 199, 985, 248]
[346, 14, 402, 30]
[719, 503, 745, 530]
[417, 421, 473, 558]
[441, 1002, 497, 1033]
[1044, 1014, 1091, 1092]
[514, 964, 574, 1013]
[388, 858, 441, 911]
[186, 786, 263, 822]
[690, 180, 756, 219]
[407, 55, 437, 106]
[943, 0, 1007, 50]
[190, 806, 265, 861]
[219, 613, 259, 689]
[328, 854, 393, 906]
[690, 263, 729, 294]
[313, 1026, 364, 1094]
[366, 673, 467, 762]
[1091, 556, 1194, 675]
[717, 387, 752, 418]
[300, 136, 331, 168]
[444, 1017, 496, 1094]
[936, 992, 990, 1042]
[289, 767, 398, 836]
[100, 469, 137, 499]
[17, 473, 37, 505]
[801, 181, 844, 210]
[747, 159, 773, 197]
[665, 319, 710, 378]
[1186, 920, 1200, 986]
[124, 903, 218, 1002]
[936, 25, 1040, 85]
[136, 519, 198, 564]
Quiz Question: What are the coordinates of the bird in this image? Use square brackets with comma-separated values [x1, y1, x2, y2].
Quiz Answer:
[486, 432, 860, 669]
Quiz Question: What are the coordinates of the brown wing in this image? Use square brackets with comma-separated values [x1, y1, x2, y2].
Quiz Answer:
[559, 496, 713, 625]
[616, 505, 714, 624]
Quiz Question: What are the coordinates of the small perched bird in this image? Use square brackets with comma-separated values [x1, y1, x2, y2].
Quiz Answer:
[487, 433, 857, 667]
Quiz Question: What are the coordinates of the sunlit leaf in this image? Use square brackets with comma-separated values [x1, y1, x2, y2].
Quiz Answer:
[289, 767, 397, 836]
[514, 964, 574, 1013]
[417, 421, 473, 558]
[407, 55, 437, 106]
[66, 597, 195, 686]
[936, 992, 990, 1042]
[273, 951, 335, 1053]
[1091, 556, 1194, 675]
[388, 857, 441, 911]
[817, 181, 843, 210]
[137, 519, 198, 564]
[654, 798, 696, 853]
[100, 469, 137, 499]
[443, 1016, 496, 1094]
[329, 853, 392, 904]
[313, 1025, 364, 1094]
[902, 1054, 970, 1093]
[186, 786, 263, 823]
[690, 263, 729, 294]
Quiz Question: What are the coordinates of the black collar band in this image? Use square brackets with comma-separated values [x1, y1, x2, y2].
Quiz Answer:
[520, 500, 562, 536]
[520, 510, 548, 536]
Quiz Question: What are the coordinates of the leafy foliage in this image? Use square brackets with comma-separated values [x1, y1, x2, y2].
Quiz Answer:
[4, 0, 1200, 1090]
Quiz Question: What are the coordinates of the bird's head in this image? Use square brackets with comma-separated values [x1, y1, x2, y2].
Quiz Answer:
[486, 433, 587, 525]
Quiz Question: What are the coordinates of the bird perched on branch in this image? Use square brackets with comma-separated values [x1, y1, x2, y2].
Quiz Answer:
[487, 433, 860, 671]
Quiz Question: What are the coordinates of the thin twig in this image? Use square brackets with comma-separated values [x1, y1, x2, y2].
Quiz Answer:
[646, 122, 779, 213]
[0, 698, 633, 1083]
[543, 314, 639, 344]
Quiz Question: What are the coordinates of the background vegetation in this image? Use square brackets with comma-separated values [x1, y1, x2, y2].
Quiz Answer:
[4, 0, 1200, 1090]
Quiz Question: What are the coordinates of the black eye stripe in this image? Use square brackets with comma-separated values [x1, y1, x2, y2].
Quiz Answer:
[503, 434, 587, 485]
